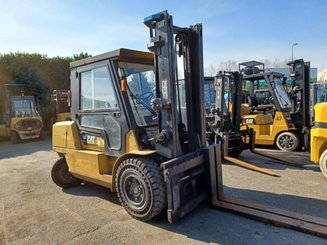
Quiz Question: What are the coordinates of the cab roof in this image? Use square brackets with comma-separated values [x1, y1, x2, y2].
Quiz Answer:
[70, 48, 154, 68]
[243, 71, 284, 81]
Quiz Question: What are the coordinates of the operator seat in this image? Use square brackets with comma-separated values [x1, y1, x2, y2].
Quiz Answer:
[244, 96, 274, 125]
[247, 96, 259, 114]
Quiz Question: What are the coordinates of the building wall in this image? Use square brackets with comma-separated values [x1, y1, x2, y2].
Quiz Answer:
[318, 68, 327, 82]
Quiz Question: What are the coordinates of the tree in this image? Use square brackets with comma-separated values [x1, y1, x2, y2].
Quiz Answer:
[73, 52, 92, 61]
[0, 52, 92, 129]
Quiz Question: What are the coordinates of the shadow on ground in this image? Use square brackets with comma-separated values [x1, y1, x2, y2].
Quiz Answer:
[231, 148, 320, 172]
[63, 182, 120, 206]
[0, 137, 52, 159]
[62, 181, 327, 244]
[148, 187, 327, 244]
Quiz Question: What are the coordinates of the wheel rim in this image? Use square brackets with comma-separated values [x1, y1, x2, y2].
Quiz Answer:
[278, 135, 296, 150]
[121, 170, 149, 212]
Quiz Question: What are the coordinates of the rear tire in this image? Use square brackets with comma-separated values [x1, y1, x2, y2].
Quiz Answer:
[51, 158, 81, 188]
[319, 149, 327, 179]
[229, 150, 243, 157]
[228, 138, 243, 156]
[276, 132, 299, 152]
[116, 158, 166, 221]
[10, 131, 19, 144]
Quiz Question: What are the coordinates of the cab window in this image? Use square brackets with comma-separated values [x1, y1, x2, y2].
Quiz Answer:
[79, 66, 122, 150]
[80, 66, 119, 110]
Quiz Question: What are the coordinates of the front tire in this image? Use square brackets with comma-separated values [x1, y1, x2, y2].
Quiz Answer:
[10, 131, 19, 144]
[51, 158, 81, 188]
[228, 138, 243, 157]
[276, 132, 299, 152]
[319, 149, 327, 179]
[116, 158, 166, 221]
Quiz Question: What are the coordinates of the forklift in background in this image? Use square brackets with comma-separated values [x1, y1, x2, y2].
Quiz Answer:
[311, 82, 327, 105]
[240, 60, 311, 151]
[311, 102, 327, 178]
[51, 10, 327, 237]
[50, 90, 71, 124]
[208, 71, 254, 156]
[0, 84, 43, 143]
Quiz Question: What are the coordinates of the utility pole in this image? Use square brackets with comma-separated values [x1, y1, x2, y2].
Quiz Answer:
[292, 43, 298, 61]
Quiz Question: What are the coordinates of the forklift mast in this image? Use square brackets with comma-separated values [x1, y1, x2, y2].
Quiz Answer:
[144, 11, 206, 159]
[214, 71, 243, 133]
[287, 59, 311, 129]
[287, 59, 311, 150]
[51, 90, 70, 113]
[143, 10, 210, 223]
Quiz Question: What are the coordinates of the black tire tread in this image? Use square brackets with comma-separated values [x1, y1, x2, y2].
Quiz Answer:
[10, 131, 19, 144]
[319, 149, 327, 179]
[229, 150, 243, 157]
[51, 158, 81, 188]
[116, 157, 166, 221]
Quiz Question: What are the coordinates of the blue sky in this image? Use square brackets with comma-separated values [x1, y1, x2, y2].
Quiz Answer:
[0, 0, 326, 69]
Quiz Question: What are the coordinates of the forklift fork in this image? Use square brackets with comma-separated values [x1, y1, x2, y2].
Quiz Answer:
[223, 133, 280, 177]
[249, 131, 306, 169]
[208, 144, 327, 238]
[224, 130, 306, 176]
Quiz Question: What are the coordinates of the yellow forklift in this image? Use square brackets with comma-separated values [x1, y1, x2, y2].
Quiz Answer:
[0, 84, 43, 143]
[311, 82, 327, 105]
[311, 102, 327, 178]
[50, 90, 71, 124]
[51, 11, 327, 237]
[240, 60, 311, 151]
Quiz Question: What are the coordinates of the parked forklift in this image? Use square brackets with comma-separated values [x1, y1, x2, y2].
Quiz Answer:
[51, 10, 327, 237]
[0, 84, 43, 143]
[50, 90, 71, 124]
[311, 102, 327, 178]
[52, 11, 208, 222]
[311, 82, 327, 105]
[240, 60, 310, 151]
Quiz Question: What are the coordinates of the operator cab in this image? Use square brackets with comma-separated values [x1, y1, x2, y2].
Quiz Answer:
[119, 62, 157, 127]
[239, 60, 310, 151]
[69, 49, 158, 156]
[240, 61, 292, 125]
[11, 96, 39, 118]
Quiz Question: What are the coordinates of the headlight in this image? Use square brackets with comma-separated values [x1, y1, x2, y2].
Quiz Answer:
[14, 121, 24, 130]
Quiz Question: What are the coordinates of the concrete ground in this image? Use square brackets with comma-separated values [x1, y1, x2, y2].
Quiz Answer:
[0, 138, 327, 245]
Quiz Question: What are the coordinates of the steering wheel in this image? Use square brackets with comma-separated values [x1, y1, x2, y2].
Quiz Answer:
[137, 91, 154, 101]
